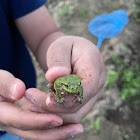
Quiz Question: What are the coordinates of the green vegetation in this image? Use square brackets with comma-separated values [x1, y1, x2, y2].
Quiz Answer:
[106, 55, 140, 101]
[78, 8, 87, 18]
[93, 117, 100, 131]
[120, 66, 140, 99]
[82, 116, 101, 132]
[131, 4, 140, 22]
[131, 4, 138, 18]
[82, 114, 91, 122]
[106, 70, 119, 88]
[58, 4, 73, 17]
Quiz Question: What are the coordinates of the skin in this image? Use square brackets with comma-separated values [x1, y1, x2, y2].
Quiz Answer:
[49, 74, 83, 103]
[0, 5, 106, 140]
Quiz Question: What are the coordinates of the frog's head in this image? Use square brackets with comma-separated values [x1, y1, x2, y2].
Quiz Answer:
[54, 74, 82, 94]
[61, 80, 82, 93]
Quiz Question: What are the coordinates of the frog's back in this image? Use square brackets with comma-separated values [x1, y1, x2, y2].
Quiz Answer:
[65, 74, 81, 84]
[55, 74, 81, 84]
[54, 74, 82, 93]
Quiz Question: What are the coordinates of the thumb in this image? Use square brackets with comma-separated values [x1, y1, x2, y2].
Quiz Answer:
[45, 37, 73, 82]
[0, 70, 26, 100]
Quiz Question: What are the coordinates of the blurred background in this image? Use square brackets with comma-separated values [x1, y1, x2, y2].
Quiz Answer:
[33, 0, 140, 140]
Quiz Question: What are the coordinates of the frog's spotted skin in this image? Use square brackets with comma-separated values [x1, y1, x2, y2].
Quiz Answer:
[48, 74, 83, 103]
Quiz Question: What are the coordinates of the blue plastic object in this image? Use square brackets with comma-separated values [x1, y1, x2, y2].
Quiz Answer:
[88, 9, 129, 49]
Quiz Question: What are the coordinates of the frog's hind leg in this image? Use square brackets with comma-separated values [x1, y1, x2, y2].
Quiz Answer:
[48, 91, 59, 104]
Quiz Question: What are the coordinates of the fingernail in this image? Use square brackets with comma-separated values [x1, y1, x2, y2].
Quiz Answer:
[50, 121, 62, 128]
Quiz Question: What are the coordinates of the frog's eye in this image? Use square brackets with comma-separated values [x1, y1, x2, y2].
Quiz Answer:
[78, 82, 81, 86]
[64, 84, 68, 88]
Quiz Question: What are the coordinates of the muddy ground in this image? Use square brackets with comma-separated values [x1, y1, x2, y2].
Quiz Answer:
[33, 0, 140, 140]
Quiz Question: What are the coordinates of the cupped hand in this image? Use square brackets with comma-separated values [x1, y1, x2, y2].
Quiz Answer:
[25, 36, 106, 123]
[0, 70, 83, 140]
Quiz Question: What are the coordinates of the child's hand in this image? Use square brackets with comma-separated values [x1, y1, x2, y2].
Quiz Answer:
[25, 36, 106, 123]
[0, 70, 83, 139]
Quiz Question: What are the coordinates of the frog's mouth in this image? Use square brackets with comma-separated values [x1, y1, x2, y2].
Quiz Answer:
[60, 90, 79, 96]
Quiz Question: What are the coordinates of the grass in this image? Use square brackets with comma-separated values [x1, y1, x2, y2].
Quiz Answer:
[58, 4, 73, 18]
[106, 54, 140, 105]
[120, 66, 140, 99]
[82, 115, 101, 132]
[93, 117, 101, 131]
[131, 4, 140, 22]
[78, 8, 87, 18]
[131, 4, 138, 18]
[106, 69, 119, 88]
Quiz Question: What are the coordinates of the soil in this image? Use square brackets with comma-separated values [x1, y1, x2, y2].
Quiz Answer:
[33, 0, 140, 140]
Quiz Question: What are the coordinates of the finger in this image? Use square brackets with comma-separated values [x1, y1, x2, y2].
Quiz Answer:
[0, 95, 14, 102]
[2, 123, 83, 140]
[27, 89, 103, 124]
[25, 88, 82, 113]
[0, 102, 63, 130]
[45, 36, 73, 82]
[71, 37, 104, 99]
[0, 70, 26, 100]
[25, 88, 51, 111]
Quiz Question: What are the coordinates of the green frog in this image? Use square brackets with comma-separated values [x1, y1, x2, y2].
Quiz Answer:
[48, 74, 83, 103]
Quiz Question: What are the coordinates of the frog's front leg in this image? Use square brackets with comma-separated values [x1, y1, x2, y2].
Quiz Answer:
[55, 88, 66, 103]
[74, 88, 83, 103]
